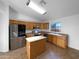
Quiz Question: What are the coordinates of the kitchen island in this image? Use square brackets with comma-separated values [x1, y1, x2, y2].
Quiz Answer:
[26, 36, 46, 59]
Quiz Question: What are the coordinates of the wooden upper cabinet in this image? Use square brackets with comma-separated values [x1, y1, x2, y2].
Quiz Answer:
[33, 23, 37, 27]
[31, 23, 49, 30]
[33, 23, 41, 28]
[9, 20, 49, 30]
[9, 20, 18, 24]
[40, 23, 49, 29]
[43, 23, 49, 29]
[26, 22, 34, 30]
[40, 23, 43, 29]
[9, 20, 26, 24]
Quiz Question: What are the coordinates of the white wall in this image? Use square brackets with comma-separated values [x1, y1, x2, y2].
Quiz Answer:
[9, 7, 35, 21]
[49, 14, 79, 50]
[9, 7, 18, 19]
[0, 0, 9, 52]
[16, 13, 42, 22]
[9, 7, 49, 22]
[9, 7, 44, 22]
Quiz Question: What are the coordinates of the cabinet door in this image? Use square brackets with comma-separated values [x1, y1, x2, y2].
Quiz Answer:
[26, 22, 33, 30]
[33, 23, 37, 27]
[26, 23, 30, 30]
[37, 23, 41, 29]
[43, 23, 49, 29]
[33, 23, 41, 28]
[52, 35, 57, 45]
[48, 35, 52, 42]
[57, 36, 67, 48]
[40, 23, 49, 29]
[40, 23, 43, 29]
[26, 33, 33, 37]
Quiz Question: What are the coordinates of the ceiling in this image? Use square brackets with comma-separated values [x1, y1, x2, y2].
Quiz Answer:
[7, 0, 79, 21]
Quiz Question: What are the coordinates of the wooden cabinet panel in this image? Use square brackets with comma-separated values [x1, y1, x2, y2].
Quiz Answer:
[9, 20, 26, 24]
[40, 23, 43, 29]
[33, 23, 41, 28]
[9, 20, 18, 24]
[48, 35, 57, 45]
[33, 23, 37, 27]
[52, 35, 57, 45]
[26, 39, 46, 59]
[57, 36, 67, 48]
[26, 33, 33, 37]
[40, 23, 49, 29]
[48, 34, 68, 48]
[43, 23, 49, 29]
[48, 35, 53, 42]
[26, 22, 34, 30]
[10, 20, 49, 30]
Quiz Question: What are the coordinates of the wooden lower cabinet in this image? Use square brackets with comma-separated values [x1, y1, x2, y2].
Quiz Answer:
[48, 34, 68, 48]
[57, 36, 68, 48]
[48, 35, 52, 42]
[52, 35, 57, 45]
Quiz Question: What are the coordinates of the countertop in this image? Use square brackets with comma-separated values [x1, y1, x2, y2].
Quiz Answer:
[26, 30, 67, 37]
[48, 32, 63, 36]
[26, 36, 46, 42]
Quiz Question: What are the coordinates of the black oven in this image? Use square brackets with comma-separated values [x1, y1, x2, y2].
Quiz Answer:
[18, 24, 26, 37]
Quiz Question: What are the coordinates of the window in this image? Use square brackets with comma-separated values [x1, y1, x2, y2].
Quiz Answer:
[51, 22, 62, 32]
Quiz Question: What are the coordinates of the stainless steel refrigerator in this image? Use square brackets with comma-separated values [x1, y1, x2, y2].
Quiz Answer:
[9, 24, 26, 50]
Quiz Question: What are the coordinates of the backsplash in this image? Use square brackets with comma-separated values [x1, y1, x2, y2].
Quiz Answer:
[26, 29, 49, 33]
[26, 30, 32, 33]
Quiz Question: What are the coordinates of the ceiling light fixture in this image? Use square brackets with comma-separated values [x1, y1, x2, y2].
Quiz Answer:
[26, 0, 47, 15]
[40, 0, 47, 6]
